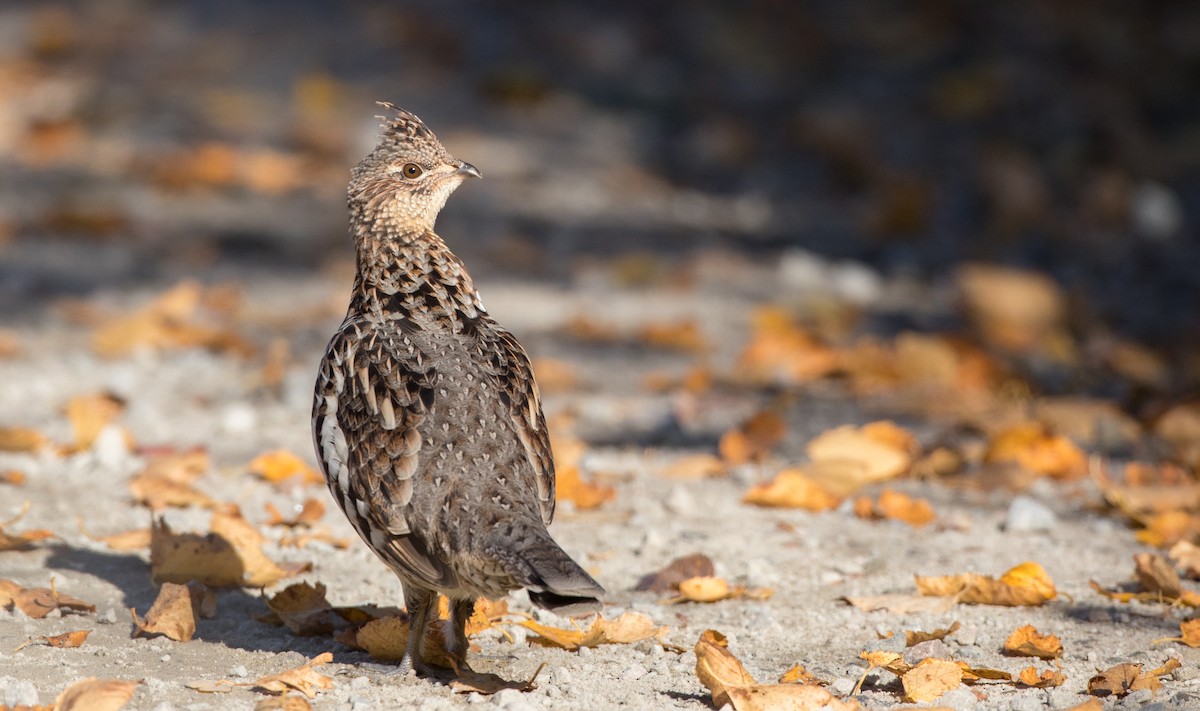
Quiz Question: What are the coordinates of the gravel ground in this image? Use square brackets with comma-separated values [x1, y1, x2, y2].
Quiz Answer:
[1, 259, 1198, 711]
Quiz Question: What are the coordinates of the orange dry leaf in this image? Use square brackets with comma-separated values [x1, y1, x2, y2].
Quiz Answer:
[0, 578, 95, 618]
[262, 582, 340, 637]
[1169, 540, 1200, 579]
[902, 658, 963, 703]
[806, 421, 918, 488]
[150, 513, 310, 588]
[719, 411, 787, 465]
[665, 576, 773, 604]
[1003, 625, 1063, 659]
[696, 630, 859, 711]
[519, 611, 666, 651]
[351, 615, 411, 661]
[264, 499, 326, 528]
[736, 307, 840, 385]
[855, 489, 935, 527]
[1136, 511, 1200, 548]
[956, 263, 1067, 352]
[1154, 619, 1200, 648]
[1018, 666, 1066, 688]
[129, 449, 217, 510]
[843, 593, 957, 615]
[85, 526, 152, 552]
[984, 423, 1085, 479]
[0, 426, 52, 453]
[550, 431, 614, 510]
[1087, 659, 1180, 698]
[132, 580, 216, 641]
[778, 664, 822, 685]
[905, 621, 961, 647]
[248, 450, 324, 486]
[254, 696, 314, 710]
[659, 453, 726, 479]
[0, 508, 55, 551]
[0, 469, 26, 485]
[252, 653, 334, 698]
[636, 319, 710, 353]
[64, 391, 128, 451]
[91, 281, 252, 358]
[45, 629, 91, 648]
[743, 469, 841, 511]
[1099, 460, 1200, 516]
[915, 561, 1056, 606]
[635, 553, 715, 593]
[54, 678, 140, 711]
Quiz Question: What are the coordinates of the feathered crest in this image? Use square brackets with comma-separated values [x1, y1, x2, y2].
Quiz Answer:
[375, 101, 439, 148]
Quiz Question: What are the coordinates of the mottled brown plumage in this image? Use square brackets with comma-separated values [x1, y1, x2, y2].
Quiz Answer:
[312, 103, 603, 677]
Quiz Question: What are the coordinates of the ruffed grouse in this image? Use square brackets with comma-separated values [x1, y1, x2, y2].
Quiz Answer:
[313, 103, 604, 676]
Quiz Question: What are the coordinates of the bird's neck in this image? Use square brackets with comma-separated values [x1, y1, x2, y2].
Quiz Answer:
[347, 218, 484, 324]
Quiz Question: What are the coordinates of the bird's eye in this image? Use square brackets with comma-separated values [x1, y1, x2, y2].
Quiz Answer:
[401, 163, 423, 179]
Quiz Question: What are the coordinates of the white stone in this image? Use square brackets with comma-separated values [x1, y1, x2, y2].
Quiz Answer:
[1004, 495, 1057, 532]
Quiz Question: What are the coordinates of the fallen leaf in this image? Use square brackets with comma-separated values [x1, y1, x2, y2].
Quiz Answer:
[252, 652, 334, 698]
[956, 264, 1067, 352]
[79, 522, 152, 552]
[132, 580, 215, 641]
[1088, 659, 1180, 698]
[1153, 619, 1200, 648]
[915, 561, 1056, 606]
[0, 426, 51, 453]
[91, 281, 252, 358]
[45, 629, 91, 648]
[635, 553, 715, 592]
[958, 663, 1012, 683]
[150, 514, 310, 588]
[842, 593, 957, 615]
[449, 666, 544, 695]
[737, 307, 840, 385]
[184, 679, 236, 693]
[54, 678, 139, 711]
[902, 658, 962, 703]
[129, 449, 217, 510]
[1003, 625, 1063, 659]
[905, 621, 961, 647]
[263, 581, 340, 636]
[855, 489, 936, 526]
[64, 391, 128, 451]
[806, 421, 917, 486]
[1134, 552, 1184, 600]
[1062, 699, 1103, 711]
[520, 611, 666, 651]
[0, 469, 26, 485]
[1018, 666, 1066, 688]
[778, 664, 822, 685]
[254, 695, 314, 710]
[1136, 511, 1200, 548]
[694, 629, 758, 707]
[248, 450, 324, 486]
[985, 423, 1085, 479]
[0, 504, 55, 551]
[719, 411, 787, 464]
[636, 319, 709, 353]
[1169, 540, 1200, 579]
[743, 469, 841, 510]
[1099, 460, 1200, 516]
[264, 499, 326, 528]
[665, 576, 773, 604]
[551, 431, 615, 510]
[352, 615, 410, 660]
[659, 454, 726, 479]
[1, 578, 95, 617]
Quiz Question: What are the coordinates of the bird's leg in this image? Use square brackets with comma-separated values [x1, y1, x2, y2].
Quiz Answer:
[446, 597, 476, 673]
[394, 586, 438, 677]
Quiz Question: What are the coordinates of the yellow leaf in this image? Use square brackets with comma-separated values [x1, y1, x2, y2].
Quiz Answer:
[64, 391, 127, 451]
[901, 658, 962, 703]
[45, 629, 91, 648]
[678, 576, 732, 602]
[150, 514, 310, 588]
[252, 653, 334, 698]
[132, 580, 215, 641]
[54, 678, 139, 711]
[694, 629, 756, 708]
[1002, 624, 1063, 659]
[719, 411, 787, 465]
[806, 421, 916, 485]
[915, 561, 1056, 606]
[985, 423, 1085, 479]
[905, 621, 961, 647]
[743, 469, 841, 510]
[0, 426, 51, 453]
[520, 611, 665, 651]
[248, 450, 324, 486]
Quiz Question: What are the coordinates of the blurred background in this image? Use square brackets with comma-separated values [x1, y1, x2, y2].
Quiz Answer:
[0, 0, 1197, 393]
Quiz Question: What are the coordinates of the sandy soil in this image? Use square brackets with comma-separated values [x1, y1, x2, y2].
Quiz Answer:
[0, 260, 1198, 711]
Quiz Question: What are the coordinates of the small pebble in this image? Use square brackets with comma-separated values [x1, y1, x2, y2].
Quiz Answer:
[1004, 496, 1057, 532]
[350, 697, 376, 711]
[663, 484, 694, 515]
[160, 654, 171, 663]
[227, 665, 247, 678]
[1006, 692, 1047, 711]
[939, 687, 977, 709]
[830, 677, 855, 695]
[2, 679, 39, 707]
[98, 607, 118, 624]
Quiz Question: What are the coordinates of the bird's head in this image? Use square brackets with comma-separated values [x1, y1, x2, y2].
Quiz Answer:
[349, 102, 481, 234]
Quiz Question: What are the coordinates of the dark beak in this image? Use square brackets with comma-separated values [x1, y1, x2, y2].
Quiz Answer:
[455, 160, 482, 179]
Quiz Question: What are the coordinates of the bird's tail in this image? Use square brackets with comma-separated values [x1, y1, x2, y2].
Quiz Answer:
[490, 522, 604, 617]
